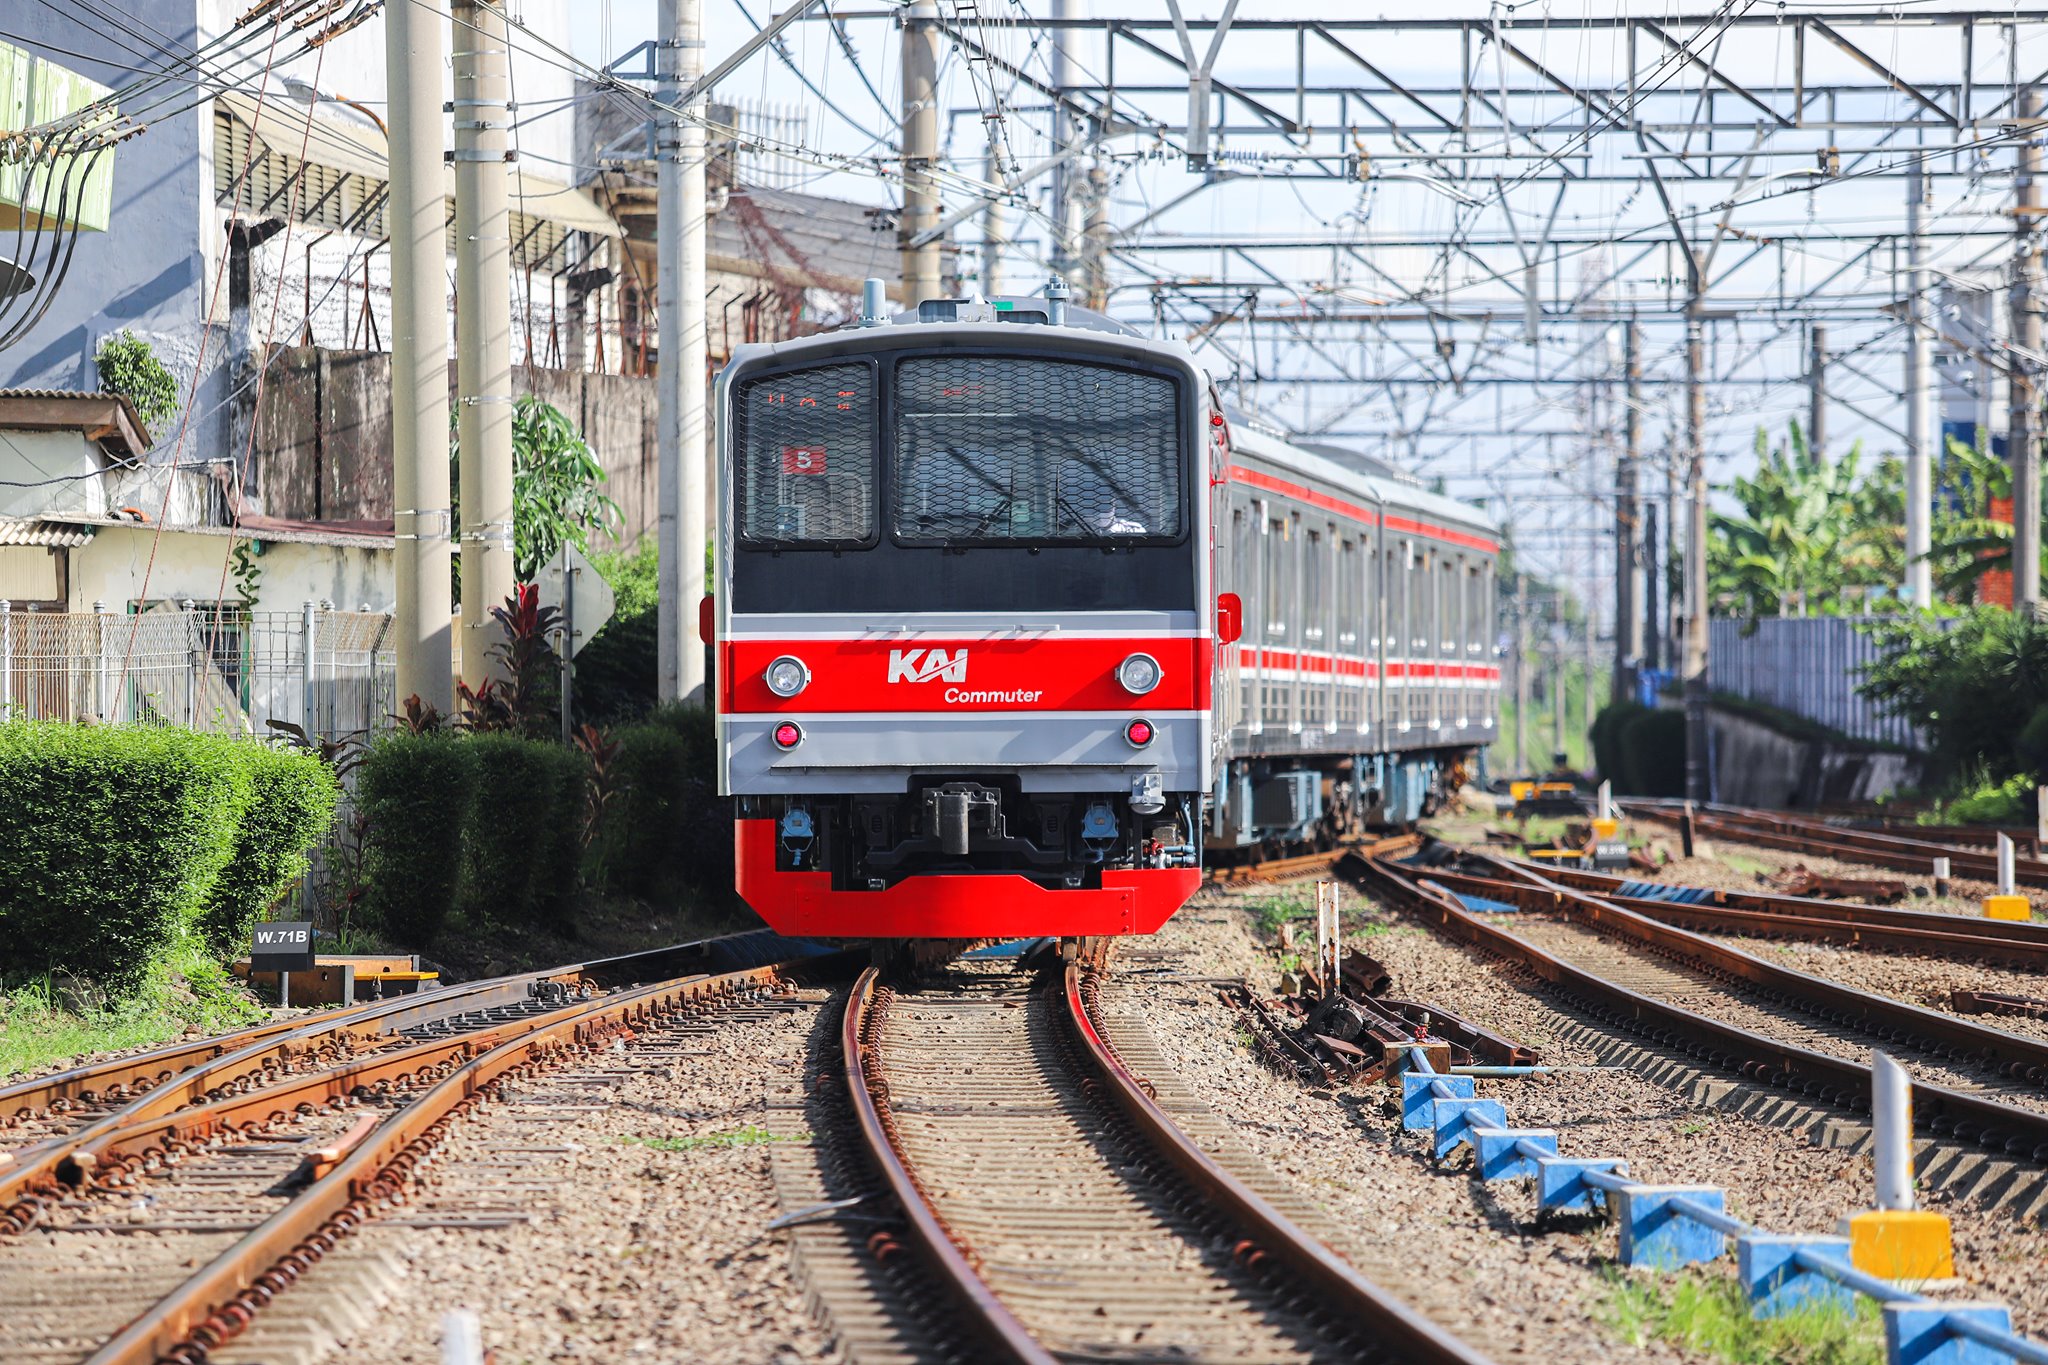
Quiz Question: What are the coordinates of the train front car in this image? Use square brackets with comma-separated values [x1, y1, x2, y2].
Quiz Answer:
[715, 301, 1212, 941]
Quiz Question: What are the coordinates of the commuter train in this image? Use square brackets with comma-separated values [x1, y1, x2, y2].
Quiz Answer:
[712, 288, 1500, 940]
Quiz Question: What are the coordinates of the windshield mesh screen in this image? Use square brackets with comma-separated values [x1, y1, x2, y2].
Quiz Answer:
[734, 363, 874, 544]
[893, 356, 1182, 543]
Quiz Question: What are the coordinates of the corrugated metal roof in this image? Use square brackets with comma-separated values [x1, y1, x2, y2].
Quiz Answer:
[0, 517, 94, 547]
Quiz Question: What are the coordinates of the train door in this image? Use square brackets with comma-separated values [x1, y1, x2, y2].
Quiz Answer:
[1394, 540, 1413, 732]
[1451, 553, 1468, 729]
[1483, 558, 1499, 731]
[1302, 525, 1326, 734]
[1337, 536, 1360, 734]
[1227, 500, 1254, 743]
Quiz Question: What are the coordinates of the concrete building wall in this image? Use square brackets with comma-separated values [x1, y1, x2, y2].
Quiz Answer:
[64, 523, 389, 614]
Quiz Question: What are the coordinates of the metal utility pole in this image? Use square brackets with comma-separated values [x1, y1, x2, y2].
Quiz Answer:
[899, 0, 943, 304]
[1642, 501, 1660, 674]
[453, 0, 515, 693]
[1549, 635, 1566, 766]
[1049, 0, 1078, 280]
[982, 146, 1009, 297]
[386, 0, 452, 712]
[1616, 321, 1641, 702]
[2014, 86, 2045, 617]
[1808, 323, 1828, 461]
[1683, 308, 1711, 803]
[1664, 446, 1680, 669]
[1081, 159, 1110, 311]
[656, 0, 708, 704]
[1905, 157, 1935, 608]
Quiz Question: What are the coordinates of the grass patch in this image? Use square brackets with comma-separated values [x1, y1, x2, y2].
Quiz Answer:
[1599, 1267, 1882, 1365]
[0, 943, 267, 1081]
[618, 1125, 809, 1153]
[1252, 892, 1314, 934]
[1718, 851, 1772, 878]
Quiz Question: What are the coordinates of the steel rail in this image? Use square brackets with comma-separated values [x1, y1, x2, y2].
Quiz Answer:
[1625, 802, 2048, 888]
[1059, 963, 1498, 1365]
[1349, 855, 2048, 1164]
[0, 932, 800, 1230]
[1520, 860, 2048, 943]
[840, 966, 1056, 1365]
[1511, 860, 2048, 960]
[0, 933, 764, 1123]
[1452, 855, 2048, 1082]
[88, 956, 813, 1365]
[1205, 831, 1422, 885]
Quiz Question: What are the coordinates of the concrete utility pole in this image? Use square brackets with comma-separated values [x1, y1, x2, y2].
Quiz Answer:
[386, 0, 453, 711]
[1513, 595, 1529, 775]
[656, 0, 708, 704]
[982, 146, 1009, 297]
[1808, 323, 1827, 461]
[453, 0, 515, 693]
[1082, 159, 1111, 311]
[1683, 309, 1711, 803]
[2014, 86, 2045, 616]
[899, 0, 943, 304]
[1049, 0, 1078, 280]
[1616, 321, 1641, 702]
[1664, 445, 1680, 670]
[1642, 500, 1660, 673]
[1905, 157, 1935, 607]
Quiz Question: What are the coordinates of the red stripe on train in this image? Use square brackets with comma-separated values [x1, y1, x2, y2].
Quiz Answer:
[1221, 465, 1499, 554]
[1236, 648, 1501, 681]
[720, 637, 1214, 713]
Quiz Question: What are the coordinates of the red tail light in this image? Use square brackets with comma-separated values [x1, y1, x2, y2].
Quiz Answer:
[1125, 719, 1154, 748]
[773, 721, 804, 750]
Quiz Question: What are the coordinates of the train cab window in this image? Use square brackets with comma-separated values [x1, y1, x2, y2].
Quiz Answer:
[891, 356, 1183, 543]
[732, 363, 876, 545]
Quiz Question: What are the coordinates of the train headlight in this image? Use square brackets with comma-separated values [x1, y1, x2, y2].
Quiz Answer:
[1116, 652, 1162, 695]
[1125, 718, 1155, 748]
[773, 721, 805, 750]
[764, 655, 811, 698]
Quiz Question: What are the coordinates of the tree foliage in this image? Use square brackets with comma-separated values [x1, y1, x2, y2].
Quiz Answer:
[449, 397, 623, 589]
[1857, 608, 2048, 785]
[93, 330, 179, 432]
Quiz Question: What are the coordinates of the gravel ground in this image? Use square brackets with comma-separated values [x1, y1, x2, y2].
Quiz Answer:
[268, 993, 839, 1365]
[1691, 931, 2048, 1045]
[1125, 887, 2048, 1348]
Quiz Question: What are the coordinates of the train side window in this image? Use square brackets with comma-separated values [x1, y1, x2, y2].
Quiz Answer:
[1303, 529, 1325, 644]
[1337, 539, 1357, 650]
[732, 362, 876, 545]
[1264, 516, 1288, 637]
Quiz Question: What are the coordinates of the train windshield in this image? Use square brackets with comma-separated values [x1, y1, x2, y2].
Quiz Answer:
[892, 356, 1183, 545]
[733, 362, 877, 547]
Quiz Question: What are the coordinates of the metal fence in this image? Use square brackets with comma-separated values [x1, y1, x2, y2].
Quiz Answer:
[1706, 614, 1923, 749]
[0, 602, 397, 737]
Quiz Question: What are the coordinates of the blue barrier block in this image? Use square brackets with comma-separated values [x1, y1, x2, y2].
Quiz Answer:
[1737, 1234, 1856, 1319]
[1884, 1302, 2017, 1365]
[1615, 1185, 1729, 1268]
[1401, 1072, 1474, 1130]
[1432, 1098, 1508, 1160]
[1472, 1128, 1557, 1182]
[1535, 1156, 1627, 1213]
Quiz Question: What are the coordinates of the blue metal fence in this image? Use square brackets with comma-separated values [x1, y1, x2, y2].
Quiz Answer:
[1706, 615, 1924, 750]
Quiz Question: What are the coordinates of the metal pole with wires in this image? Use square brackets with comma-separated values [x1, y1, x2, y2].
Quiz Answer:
[2013, 86, 2045, 617]
[899, 0, 943, 305]
[1905, 156, 1935, 608]
[1683, 306, 1711, 803]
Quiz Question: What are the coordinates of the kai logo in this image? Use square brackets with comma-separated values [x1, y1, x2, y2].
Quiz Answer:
[886, 648, 968, 684]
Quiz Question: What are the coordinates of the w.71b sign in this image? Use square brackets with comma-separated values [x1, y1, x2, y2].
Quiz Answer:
[251, 921, 315, 974]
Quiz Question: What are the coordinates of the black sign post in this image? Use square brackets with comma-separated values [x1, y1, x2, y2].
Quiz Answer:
[251, 921, 315, 1007]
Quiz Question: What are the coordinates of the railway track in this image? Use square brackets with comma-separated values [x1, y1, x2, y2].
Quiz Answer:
[1204, 831, 1420, 886]
[1352, 855, 2048, 1165]
[839, 960, 1489, 1365]
[1480, 857, 2048, 968]
[1625, 800, 2048, 892]
[0, 933, 838, 1365]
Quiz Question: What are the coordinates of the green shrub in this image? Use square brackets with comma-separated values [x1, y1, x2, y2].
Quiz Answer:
[595, 712, 726, 901]
[1941, 771, 2033, 826]
[1859, 609, 2048, 786]
[1617, 708, 1687, 798]
[0, 722, 253, 986]
[572, 539, 660, 723]
[356, 733, 476, 946]
[460, 733, 587, 927]
[198, 742, 340, 955]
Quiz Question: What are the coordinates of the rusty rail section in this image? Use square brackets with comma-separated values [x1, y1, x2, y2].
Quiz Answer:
[0, 934, 783, 1234]
[1349, 854, 2048, 1165]
[1205, 832, 1421, 886]
[1625, 801, 2048, 889]
[1452, 861, 2048, 971]
[90, 956, 814, 1365]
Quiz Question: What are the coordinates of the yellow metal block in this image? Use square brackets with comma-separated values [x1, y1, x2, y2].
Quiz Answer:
[1984, 894, 2032, 922]
[1591, 817, 1621, 841]
[1847, 1209, 1954, 1281]
[1509, 781, 1535, 803]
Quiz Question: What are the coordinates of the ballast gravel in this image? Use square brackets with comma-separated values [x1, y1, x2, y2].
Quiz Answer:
[273, 996, 839, 1365]
[1122, 887, 2048, 1352]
